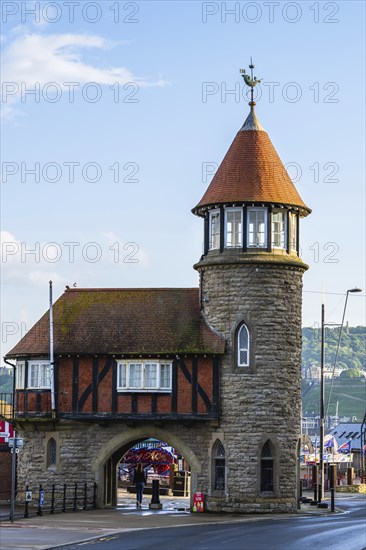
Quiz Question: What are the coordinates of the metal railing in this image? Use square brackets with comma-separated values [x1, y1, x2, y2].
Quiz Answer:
[1, 482, 97, 521]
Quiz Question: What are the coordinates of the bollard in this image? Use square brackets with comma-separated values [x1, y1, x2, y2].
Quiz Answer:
[329, 464, 336, 489]
[330, 488, 335, 512]
[318, 483, 322, 503]
[83, 482, 87, 510]
[73, 482, 78, 511]
[62, 483, 66, 512]
[149, 479, 162, 510]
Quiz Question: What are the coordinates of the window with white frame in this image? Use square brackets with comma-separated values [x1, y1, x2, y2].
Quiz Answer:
[117, 362, 172, 392]
[16, 361, 25, 389]
[225, 208, 242, 248]
[28, 361, 51, 389]
[209, 210, 220, 250]
[248, 208, 267, 248]
[272, 211, 287, 248]
[238, 324, 250, 367]
[289, 212, 297, 252]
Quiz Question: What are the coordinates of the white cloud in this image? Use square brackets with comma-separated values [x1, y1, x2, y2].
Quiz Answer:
[1, 32, 169, 121]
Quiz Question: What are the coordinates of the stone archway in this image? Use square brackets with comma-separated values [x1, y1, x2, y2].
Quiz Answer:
[91, 424, 202, 507]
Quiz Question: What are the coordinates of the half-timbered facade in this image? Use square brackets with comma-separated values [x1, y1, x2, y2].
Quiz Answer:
[9, 289, 223, 422]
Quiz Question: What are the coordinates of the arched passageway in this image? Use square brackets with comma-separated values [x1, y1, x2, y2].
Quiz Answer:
[91, 425, 201, 507]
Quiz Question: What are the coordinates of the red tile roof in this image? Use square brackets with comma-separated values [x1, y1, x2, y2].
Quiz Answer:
[193, 111, 310, 216]
[6, 288, 225, 357]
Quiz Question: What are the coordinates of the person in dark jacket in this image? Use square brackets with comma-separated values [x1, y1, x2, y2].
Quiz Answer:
[133, 463, 147, 508]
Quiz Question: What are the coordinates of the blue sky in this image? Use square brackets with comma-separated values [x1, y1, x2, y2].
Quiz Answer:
[1, 0, 365, 358]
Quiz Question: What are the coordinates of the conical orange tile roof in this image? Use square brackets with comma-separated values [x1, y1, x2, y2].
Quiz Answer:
[193, 105, 310, 216]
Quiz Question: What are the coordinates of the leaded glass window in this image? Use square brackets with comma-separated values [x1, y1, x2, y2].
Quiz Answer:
[238, 324, 250, 367]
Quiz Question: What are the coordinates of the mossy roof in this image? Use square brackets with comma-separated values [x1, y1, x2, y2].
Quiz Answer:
[6, 288, 225, 357]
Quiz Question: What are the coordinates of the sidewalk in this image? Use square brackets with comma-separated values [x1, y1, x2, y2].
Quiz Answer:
[0, 491, 344, 550]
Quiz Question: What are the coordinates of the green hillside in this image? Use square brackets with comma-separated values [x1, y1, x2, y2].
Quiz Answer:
[302, 326, 365, 372]
[302, 378, 366, 420]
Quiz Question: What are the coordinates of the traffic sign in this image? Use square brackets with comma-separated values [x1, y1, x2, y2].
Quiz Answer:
[39, 491, 45, 507]
[26, 491, 32, 502]
[8, 437, 24, 449]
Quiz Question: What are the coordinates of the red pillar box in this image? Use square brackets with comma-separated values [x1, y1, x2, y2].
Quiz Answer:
[192, 492, 205, 513]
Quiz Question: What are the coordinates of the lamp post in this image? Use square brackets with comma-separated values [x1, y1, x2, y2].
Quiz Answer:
[318, 287, 362, 503]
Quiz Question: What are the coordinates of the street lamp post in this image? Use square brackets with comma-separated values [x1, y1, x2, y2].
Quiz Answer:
[319, 303, 325, 502]
[318, 287, 362, 503]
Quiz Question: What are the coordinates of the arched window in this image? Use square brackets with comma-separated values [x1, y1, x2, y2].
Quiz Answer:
[47, 438, 57, 468]
[213, 440, 225, 491]
[260, 440, 274, 493]
[238, 324, 249, 366]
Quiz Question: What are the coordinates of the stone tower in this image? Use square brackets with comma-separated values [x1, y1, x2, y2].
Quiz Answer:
[192, 68, 311, 512]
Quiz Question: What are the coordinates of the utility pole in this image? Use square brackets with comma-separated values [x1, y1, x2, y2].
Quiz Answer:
[319, 303, 325, 502]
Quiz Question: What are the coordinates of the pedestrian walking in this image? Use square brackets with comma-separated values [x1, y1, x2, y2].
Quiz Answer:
[133, 463, 147, 508]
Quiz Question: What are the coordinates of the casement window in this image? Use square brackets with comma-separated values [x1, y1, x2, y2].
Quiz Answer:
[28, 361, 51, 389]
[272, 210, 287, 249]
[117, 362, 172, 392]
[16, 361, 25, 389]
[248, 208, 267, 248]
[225, 208, 242, 248]
[209, 210, 220, 250]
[289, 212, 298, 252]
[238, 324, 250, 367]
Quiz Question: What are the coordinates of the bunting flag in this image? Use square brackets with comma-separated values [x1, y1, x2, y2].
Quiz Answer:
[324, 436, 335, 448]
[338, 440, 351, 453]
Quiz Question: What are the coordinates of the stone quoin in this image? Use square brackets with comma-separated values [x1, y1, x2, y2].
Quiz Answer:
[5, 65, 310, 513]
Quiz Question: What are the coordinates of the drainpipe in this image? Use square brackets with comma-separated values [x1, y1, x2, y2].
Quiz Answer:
[49, 281, 56, 417]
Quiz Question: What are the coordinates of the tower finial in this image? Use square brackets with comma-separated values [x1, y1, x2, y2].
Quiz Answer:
[240, 58, 262, 106]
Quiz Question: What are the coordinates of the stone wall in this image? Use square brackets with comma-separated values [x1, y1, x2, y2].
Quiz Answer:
[15, 420, 215, 508]
[198, 260, 305, 512]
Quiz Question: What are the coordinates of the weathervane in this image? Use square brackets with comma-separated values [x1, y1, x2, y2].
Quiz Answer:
[240, 58, 262, 104]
